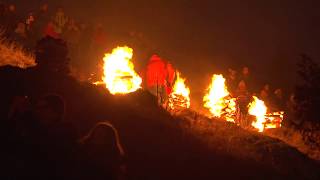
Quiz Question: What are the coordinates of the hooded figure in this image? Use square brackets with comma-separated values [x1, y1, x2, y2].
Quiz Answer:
[79, 121, 126, 180]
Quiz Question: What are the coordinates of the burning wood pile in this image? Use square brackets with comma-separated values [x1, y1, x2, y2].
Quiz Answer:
[167, 72, 190, 111]
[203, 74, 237, 122]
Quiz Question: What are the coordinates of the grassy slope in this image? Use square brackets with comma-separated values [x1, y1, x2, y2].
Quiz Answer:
[92, 89, 320, 179]
[0, 34, 36, 68]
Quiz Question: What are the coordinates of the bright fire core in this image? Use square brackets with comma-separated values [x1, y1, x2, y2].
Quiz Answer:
[102, 46, 142, 95]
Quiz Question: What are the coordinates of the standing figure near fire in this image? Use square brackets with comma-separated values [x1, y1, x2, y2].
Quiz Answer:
[272, 88, 285, 111]
[238, 67, 251, 91]
[53, 7, 68, 35]
[235, 80, 251, 127]
[34, 4, 50, 40]
[260, 84, 270, 106]
[227, 68, 238, 95]
[14, 22, 27, 44]
[145, 54, 175, 104]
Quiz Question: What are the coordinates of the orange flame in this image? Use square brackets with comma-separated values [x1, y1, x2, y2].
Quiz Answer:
[101, 46, 142, 95]
[168, 72, 190, 110]
[248, 96, 284, 132]
[248, 96, 267, 132]
[203, 74, 236, 122]
[265, 111, 284, 129]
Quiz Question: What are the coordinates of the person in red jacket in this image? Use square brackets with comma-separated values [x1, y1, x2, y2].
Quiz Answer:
[146, 55, 167, 88]
[43, 21, 59, 39]
[145, 54, 175, 104]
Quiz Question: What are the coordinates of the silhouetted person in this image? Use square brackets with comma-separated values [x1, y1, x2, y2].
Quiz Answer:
[0, 65, 26, 126]
[0, 95, 33, 179]
[235, 80, 251, 127]
[7, 95, 32, 134]
[236, 80, 248, 97]
[64, 18, 80, 63]
[4, 4, 18, 37]
[272, 88, 285, 111]
[0, 36, 68, 121]
[43, 21, 59, 39]
[227, 68, 237, 95]
[53, 7, 68, 35]
[38, 36, 69, 69]
[34, 4, 50, 40]
[260, 84, 270, 105]
[15, 94, 77, 179]
[14, 21, 27, 44]
[79, 121, 126, 180]
[239, 66, 254, 92]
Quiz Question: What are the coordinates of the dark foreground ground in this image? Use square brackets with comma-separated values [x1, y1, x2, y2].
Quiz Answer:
[1, 68, 319, 179]
[91, 88, 320, 179]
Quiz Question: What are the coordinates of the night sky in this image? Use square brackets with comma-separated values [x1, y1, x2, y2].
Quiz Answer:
[6, 0, 320, 95]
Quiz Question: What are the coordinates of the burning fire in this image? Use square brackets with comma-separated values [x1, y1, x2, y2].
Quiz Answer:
[248, 96, 267, 132]
[203, 74, 236, 122]
[100, 46, 142, 95]
[168, 72, 190, 110]
[265, 111, 284, 129]
[225, 98, 237, 122]
[248, 96, 284, 132]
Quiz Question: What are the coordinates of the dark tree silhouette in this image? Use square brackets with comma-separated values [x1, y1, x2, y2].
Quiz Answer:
[294, 54, 320, 126]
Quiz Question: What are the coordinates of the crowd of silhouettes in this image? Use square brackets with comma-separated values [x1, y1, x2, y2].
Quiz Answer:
[0, 2, 113, 73]
[0, 35, 126, 179]
[226, 66, 287, 111]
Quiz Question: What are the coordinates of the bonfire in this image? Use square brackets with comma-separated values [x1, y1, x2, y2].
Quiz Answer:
[203, 74, 236, 122]
[168, 72, 190, 111]
[97, 46, 142, 95]
[248, 96, 268, 132]
[248, 96, 283, 132]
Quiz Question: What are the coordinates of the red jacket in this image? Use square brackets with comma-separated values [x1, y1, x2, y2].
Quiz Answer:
[43, 22, 59, 39]
[146, 55, 167, 87]
[145, 55, 175, 90]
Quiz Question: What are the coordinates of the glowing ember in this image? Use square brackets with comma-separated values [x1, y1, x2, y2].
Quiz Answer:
[100, 46, 142, 95]
[225, 98, 237, 122]
[248, 96, 267, 132]
[203, 74, 236, 121]
[168, 72, 190, 110]
[265, 111, 284, 129]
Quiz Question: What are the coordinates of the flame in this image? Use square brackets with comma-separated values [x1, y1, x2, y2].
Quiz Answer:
[265, 111, 284, 129]
[0, 33, 36, 68]
[168, 72, 190, 110]
[225, 98, 237, 122]
[248, 96, 267, 132]
[101, 46, 142, 95]
[203, 74, 236, 121]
